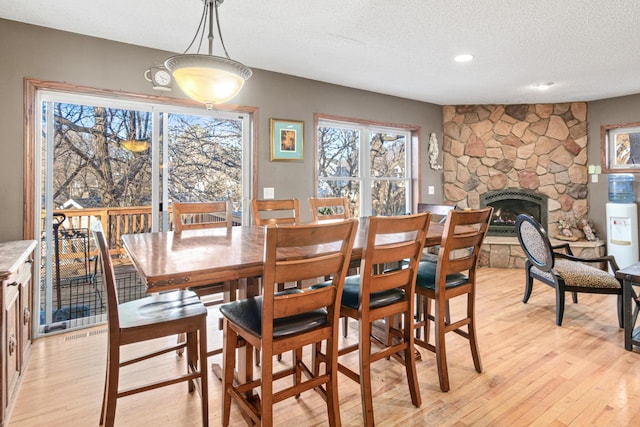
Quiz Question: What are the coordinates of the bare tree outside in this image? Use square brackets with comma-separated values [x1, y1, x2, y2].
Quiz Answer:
[167, 113, 243, 214]
[39, 99, 247, 332]
[45, 103, 243, 214]
[369, 132, 407, 216]
[47, 103, 153, 208]
[317, 123, 409, 217]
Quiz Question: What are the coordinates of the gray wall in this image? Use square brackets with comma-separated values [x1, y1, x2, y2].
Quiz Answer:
[0, 19, 442, 241]
[4, 18, 640, 243]
[588, 93, 640, 238]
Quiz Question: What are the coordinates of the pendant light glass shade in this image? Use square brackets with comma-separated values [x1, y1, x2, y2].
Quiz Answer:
[121, 139, 150, 153]
[164, 0, 252, 109]
[165, 54, 252, 108]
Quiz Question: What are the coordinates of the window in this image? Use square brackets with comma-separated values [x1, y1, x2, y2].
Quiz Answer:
[316, 117, 413, 217]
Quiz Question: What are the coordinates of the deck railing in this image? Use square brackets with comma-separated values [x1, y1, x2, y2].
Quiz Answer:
[41, 206, 242, 259]
[42, 206, 155, 258]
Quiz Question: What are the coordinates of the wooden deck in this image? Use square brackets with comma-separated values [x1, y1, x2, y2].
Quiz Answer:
[9, 267, 640, 426]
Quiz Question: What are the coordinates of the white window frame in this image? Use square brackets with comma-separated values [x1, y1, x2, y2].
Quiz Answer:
[316, 118, 413, 217]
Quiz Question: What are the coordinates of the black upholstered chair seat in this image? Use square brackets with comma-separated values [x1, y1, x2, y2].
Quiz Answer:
[313, 275, 405, 309]
[220, 289, 328, 339]
[416, 260, 468, 290]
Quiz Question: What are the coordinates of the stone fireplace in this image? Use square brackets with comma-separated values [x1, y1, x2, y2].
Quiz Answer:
[441, 102, 604, 267]
[480, 189, 548, 236]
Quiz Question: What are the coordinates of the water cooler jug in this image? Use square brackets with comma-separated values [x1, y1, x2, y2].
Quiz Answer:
[606, 174, 638, 270]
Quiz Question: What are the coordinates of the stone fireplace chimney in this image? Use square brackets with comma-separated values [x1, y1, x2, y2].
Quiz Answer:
[442, 102, 588, 239]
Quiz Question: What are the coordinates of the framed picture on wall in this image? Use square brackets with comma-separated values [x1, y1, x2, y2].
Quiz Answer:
[270, 119, 304, 161]
[602, 121, 640, 172]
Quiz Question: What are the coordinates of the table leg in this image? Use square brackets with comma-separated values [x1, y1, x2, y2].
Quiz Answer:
[213, 276, 261, 381]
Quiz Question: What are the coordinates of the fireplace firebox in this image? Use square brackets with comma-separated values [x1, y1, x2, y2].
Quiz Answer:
[480, 189, 548, 236]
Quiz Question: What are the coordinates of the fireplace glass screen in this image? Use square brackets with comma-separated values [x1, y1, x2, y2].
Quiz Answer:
[480, 189, 548, 236]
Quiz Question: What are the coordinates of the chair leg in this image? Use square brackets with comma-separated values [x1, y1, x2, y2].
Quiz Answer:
[555, 288, 566, 326]
[99, 356, 110, 426]
[571, 291, 578, 304]
[176, 332, 186, 356]
[342, 316, 349, 338]
[193, 324, 209, 427]
[467, 293, 482, 373]
[222, 321, 236, 427]
[261, 344, 274, 427]
[523, 268, 534, 303]
[359, 318, 375, 427]
[325, 335, 341, 427]
[186, 330, 197, 393]
[294, 347, 303, 398]
[424, 295, 431, 345]
[403, 310, 421, 407]
[102, 344, 120, 427]
[435, 297, 450, 392]
[415, 294, 422, 339]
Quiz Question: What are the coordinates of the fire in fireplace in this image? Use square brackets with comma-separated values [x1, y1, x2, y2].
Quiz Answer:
[480, 189, 548, 236]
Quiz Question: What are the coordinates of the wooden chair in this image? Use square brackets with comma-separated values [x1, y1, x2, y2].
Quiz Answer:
[309, 196, 356, 337]
[309, 196, 350, 222]
[173, 201, 236, 306]
[417, 202, 455, 223]
[415, 203, 456, 331]
[318, 213, 430, 426]
[173, 201, 238, 357]
[251, 198, 300, 226]
[413, 207, 492, 392]
[92, 223, 209, 427]
[252, 198, 302, 293]
[515, 213, 623, 327]
[173, 200, 233, 233]
[173, 200, 238, 306]
[220, 219, 358, 427]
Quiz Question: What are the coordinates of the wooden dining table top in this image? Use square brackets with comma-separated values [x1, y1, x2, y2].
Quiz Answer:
[122, 220, 447, 292]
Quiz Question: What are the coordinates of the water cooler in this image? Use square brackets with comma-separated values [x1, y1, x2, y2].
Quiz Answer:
[606, 174, 639, 270]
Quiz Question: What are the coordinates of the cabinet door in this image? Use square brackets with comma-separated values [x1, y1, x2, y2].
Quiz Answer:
[19, 272, 32, 368]
[5, 283, 20, 401]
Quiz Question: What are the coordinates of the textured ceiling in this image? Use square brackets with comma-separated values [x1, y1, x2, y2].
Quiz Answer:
[2, 0, 640, 105]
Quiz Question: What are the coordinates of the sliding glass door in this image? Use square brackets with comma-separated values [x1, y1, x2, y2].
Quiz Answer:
[35, 91, 251, 335]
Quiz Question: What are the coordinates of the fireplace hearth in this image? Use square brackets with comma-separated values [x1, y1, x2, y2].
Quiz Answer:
[480, 189, 548, 236]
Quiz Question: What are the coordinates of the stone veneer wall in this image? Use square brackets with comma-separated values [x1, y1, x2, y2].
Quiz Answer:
[441, 103, 590, 267]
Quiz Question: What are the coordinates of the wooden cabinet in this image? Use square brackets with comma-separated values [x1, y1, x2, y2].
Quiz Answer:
[0, 240, 36, 427]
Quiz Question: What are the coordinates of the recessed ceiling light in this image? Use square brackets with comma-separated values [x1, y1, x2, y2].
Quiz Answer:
[454, 54, 474, 63]
[533, 82, 554, 90]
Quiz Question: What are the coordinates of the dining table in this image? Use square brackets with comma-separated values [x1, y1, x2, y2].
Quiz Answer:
[121, 219, 450, 380]
[122, 220, 448, 295]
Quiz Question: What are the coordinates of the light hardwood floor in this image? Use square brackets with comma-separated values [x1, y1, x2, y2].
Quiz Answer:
[8, 268, 640, 426]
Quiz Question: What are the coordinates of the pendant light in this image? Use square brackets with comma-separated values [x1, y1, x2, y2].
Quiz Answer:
[165, 0, 252, 109]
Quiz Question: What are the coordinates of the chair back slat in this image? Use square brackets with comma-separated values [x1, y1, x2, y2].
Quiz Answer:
[275, 253, 345, 284]
[437, 208, 492, 279]
[417, 203, 456, 223]
[371, 241, 420, 266]
[361, 213, 431, 300]
[173, 201, 232, 233]
[273, 286, 336, 319]
[309, 197, 350, 222]
[262, 219, 358, 322]
[370, 268, 413, 294]
[252, 199, 300, 226]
